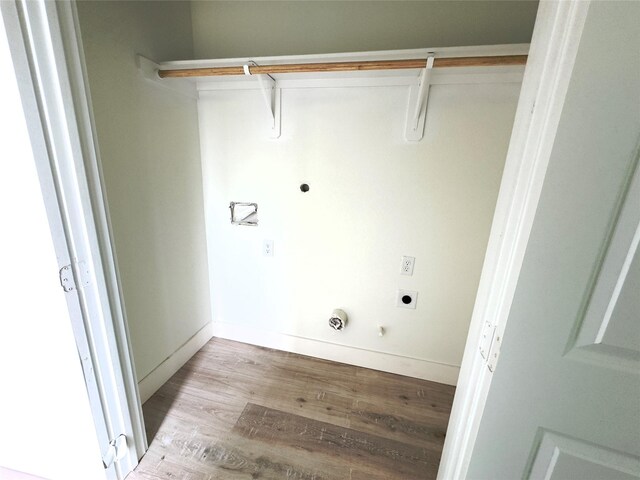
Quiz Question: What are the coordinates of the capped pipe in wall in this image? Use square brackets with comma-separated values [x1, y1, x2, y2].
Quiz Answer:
[329, 309, 347, 331]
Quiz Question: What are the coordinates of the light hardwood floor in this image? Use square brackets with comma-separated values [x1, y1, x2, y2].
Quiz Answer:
[128, 338, 455, 480]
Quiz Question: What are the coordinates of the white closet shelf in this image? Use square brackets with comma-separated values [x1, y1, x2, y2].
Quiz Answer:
[137, 44, 529, 141]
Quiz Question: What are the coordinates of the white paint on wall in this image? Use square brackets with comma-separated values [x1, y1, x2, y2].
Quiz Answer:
[191, 1, 538, 59]
[0, 14, 104, 479]
[76, 1, 212, 382]
[199, 78, 520, 381]
[137, 322, 214, 404]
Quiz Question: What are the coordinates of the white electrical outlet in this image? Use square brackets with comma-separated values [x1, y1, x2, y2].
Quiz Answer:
[263, 239, 274, 257]
[396, 289, 418, 309]
[400, 256, 415, 275]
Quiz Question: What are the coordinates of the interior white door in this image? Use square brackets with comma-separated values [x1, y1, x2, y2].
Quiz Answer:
[1, 1, 146, 477]
[466, 2, 640, 479]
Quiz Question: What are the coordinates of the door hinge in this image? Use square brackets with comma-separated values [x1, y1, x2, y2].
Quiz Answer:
[102, 434, 128, 469]
[479, 322, 501, 372]
[59, 261, 91, 293]
[59, 265, 76, 292]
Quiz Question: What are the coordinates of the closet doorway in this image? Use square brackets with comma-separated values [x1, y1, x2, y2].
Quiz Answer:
[74, 1, 536, 478]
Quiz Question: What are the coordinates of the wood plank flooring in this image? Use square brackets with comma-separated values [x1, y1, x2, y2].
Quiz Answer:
[128, 338, 455, 480]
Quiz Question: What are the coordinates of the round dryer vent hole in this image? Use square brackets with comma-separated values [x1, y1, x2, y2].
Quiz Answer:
[396, 290, 418, 309]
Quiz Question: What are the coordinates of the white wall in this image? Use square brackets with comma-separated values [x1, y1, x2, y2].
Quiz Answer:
[0, 14, 104, 480]
[191, 1, 538, 59]
[76, 2, 212, 387]
[199, 77, 520, 383]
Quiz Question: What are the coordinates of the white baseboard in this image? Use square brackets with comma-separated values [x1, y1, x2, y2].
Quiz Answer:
[137, 323, 214, 403]
[211, 323, 460, 386]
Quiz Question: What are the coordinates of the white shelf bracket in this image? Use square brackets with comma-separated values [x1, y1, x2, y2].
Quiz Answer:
[246, 62, 281, 139]
[136, 55, 196, 99]
[404, 55, 435, 142]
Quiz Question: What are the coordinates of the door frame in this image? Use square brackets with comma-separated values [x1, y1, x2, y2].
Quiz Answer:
[1, 1, 146, 478]
[437, 1, 591, 478]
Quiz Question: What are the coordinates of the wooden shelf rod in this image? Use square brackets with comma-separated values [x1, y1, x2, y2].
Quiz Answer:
[158, 55, 527, 79]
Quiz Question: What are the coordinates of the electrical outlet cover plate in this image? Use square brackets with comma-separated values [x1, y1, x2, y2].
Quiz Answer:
[400, 256, 415, 275]
[396, 289, 418, 309]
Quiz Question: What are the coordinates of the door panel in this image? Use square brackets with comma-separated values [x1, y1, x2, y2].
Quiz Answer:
[569, 164, 640, 372]
[529, 431, 639, 480]
[605, 247, 640, 350]
[466, 2, 640, 478]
